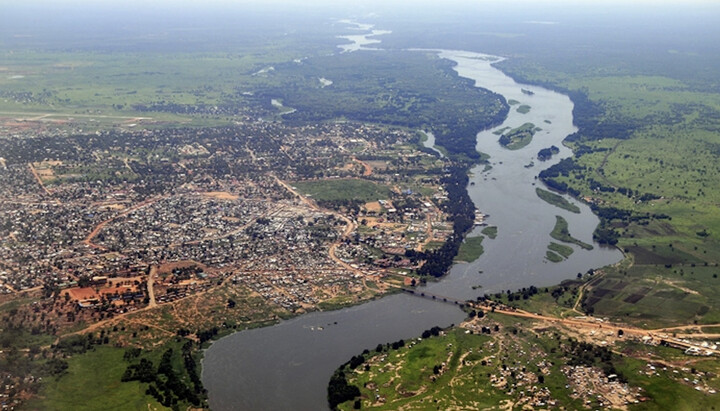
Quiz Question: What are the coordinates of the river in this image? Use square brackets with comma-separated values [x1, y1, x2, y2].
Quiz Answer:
[202, 29, 623, 411]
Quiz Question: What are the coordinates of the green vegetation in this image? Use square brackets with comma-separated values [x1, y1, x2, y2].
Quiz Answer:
[261, 51, 507, 162]
[292, 179, 391, 203]
[549, 242, 574, 259]
[498, 122, 538, 150]
[333, 320, 720, 410]
[536, 188, 581, 213]
[507, 99, 520, 105]
[26, 346, 166, 410]
[546, 250, 563, 262]
[455, 235, 484, 262]
[516, 104, 531, 114]
[551, 215, 593, 250]
[580, 264, 720, 327]
[481, 225, 498, 239]
[492, 126, 510, 135]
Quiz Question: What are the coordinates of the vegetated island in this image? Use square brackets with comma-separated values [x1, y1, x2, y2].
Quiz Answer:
[455, 236, 485, 262]
[481, 225, 497, 239]
[536, 187, 580, 213]
[498, 122, 539, 150]
[546, 250, 564, 262]
[516, 104, 531, 114]
[550, 215, 593, 250]
[537, 145, 559, 161]
[547, 241, 574, 263]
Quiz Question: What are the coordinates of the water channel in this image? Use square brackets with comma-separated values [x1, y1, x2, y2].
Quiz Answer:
[202, 27, 623, 411]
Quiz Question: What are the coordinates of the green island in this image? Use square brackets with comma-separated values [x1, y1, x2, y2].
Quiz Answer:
[498, 122, 539, 150]
[536, 187, 581, 213]
[481, 225, 498, 239]
[455, 236, 485, 262]
[516, 104, 531, 114]
[545, 250, 564, 262]
[551, 215, 594, 250]
[548, 242, 574, 259]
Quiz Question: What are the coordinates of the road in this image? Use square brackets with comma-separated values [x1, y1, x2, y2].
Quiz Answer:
[147, 266, 158, 308]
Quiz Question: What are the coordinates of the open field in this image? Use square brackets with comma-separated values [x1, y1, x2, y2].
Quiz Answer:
[292, 179, 392, 203]
[26, 346, 166, 411]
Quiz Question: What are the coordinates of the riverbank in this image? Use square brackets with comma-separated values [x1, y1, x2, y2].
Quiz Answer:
[202, 47, 622, 411]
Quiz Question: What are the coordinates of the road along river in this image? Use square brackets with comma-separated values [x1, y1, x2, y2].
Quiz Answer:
[202, 44, 623, 411]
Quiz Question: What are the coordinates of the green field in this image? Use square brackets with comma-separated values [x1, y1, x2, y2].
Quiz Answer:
[581, 264, 720, 327]
[536, 188, 581, 213]
[292, 179, 392, 203]
[550, 215, 593, 250]
[455, 235, 484, 262]
[26, 346, 166, 411]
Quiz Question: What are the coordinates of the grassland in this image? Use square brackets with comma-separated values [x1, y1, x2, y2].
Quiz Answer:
[497, 61, 720, 322]
[550, 216, 593, 250]
[536, 187, 580, 213]
[334, 316, 720, 410]
[292, 179, 392, 203]
[455, 236, 484, 262]
[580, 263, 720, 327]
[26, 346, 167, 410]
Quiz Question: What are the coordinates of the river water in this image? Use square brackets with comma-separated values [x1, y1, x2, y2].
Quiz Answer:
[202, 32, 623, 411]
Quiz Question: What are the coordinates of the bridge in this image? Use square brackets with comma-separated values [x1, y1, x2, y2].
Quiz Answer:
[400, 288, 468, 307]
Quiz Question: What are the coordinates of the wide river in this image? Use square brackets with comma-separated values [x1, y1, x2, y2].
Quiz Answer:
[202, 42, 623, 411]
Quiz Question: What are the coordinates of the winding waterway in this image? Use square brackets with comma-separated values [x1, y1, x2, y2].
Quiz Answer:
[202, 28, 623, 411]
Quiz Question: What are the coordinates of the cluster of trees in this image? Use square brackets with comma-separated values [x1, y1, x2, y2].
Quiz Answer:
[563, 338, 628, 383]
[327, 370, 361, 410]
[418, 166, 475, 277]
[421, 326, 443, 339]
[537, 145, 560, 161]
[121, 346, 204, 408]
[256, 52, 508, 162]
